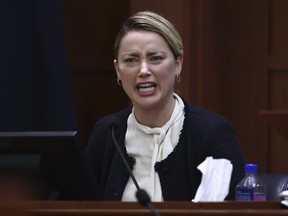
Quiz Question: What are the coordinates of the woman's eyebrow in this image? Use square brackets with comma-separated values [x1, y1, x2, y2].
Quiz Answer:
[121, 52, 139, 58]
[146, 51, 165, 56]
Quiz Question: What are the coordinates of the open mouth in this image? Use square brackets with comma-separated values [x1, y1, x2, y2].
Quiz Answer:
[137, 83, 156, 92]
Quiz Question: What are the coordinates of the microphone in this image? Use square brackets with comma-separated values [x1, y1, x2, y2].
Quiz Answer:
[109, 118, 160, 216]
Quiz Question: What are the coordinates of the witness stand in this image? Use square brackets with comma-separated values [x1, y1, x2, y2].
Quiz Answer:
[0, 201, 287, 216]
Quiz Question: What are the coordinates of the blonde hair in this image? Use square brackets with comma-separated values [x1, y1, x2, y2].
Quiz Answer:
[114, 11, 183, 59]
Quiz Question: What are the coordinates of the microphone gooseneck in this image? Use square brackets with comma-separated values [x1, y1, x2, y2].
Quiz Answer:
[111, 124, 160, 216]
[111, 125, 141, 191]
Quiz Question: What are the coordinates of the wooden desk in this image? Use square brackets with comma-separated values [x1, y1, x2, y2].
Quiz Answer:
[1, 201, 287, 216]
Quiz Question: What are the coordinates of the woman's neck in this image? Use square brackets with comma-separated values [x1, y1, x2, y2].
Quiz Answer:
[133, 96, 176, 128]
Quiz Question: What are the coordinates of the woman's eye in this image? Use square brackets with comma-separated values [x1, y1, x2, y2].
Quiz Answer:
[150, 56, 164, 62]
[124, 58, 137, 63]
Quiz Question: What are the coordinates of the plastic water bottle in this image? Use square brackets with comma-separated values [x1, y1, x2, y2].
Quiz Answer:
[236, 164, 266, 201]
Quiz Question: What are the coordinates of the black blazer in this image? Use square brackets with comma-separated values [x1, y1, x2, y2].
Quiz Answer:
[85, 101, 246, 200]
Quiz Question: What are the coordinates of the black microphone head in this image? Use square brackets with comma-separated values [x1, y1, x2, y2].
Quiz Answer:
[136, 189, 151, 206]
[107, 117, 121, 131]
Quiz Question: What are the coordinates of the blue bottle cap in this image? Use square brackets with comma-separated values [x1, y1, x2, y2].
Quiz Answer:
[245, 164, 258, 173]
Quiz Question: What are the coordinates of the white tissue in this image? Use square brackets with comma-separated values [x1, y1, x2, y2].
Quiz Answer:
[192, 156, 233, 202]
[280, 190, 288, 207]
[281, 200, 288, 207]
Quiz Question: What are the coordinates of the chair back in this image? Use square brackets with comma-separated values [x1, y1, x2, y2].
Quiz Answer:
[258, 173, 288, 200]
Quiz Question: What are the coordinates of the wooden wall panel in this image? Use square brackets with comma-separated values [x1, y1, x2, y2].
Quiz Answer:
[63, 0, 129, 145]
[267, 0, 288, 173]
[270, 71, 288, 109]
[269, 70, 288, 172]
[185, 0, 230, 114]
[270, 0, 288, 56]
[63, 0, 126, 71]
[225, 1, 269, 171]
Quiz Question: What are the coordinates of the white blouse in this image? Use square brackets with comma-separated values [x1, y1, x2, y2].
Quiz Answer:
[121, 93, 185, 202]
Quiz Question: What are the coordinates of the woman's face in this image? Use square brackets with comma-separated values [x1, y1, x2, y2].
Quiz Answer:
[114, 31, 182, 112]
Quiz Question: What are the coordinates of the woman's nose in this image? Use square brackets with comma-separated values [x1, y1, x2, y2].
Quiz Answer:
[138, 61, 150, 77]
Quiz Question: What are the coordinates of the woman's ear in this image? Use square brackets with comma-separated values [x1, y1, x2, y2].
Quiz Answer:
[175, 56, 183, 74]
[114, 59, 121, 79]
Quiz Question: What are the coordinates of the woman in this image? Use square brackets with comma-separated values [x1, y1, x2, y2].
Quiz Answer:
[86, 11, 246, 201]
